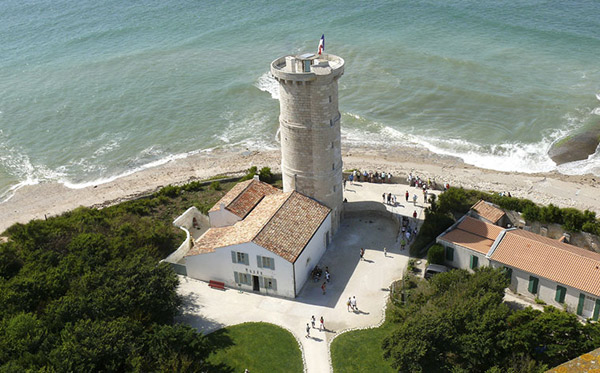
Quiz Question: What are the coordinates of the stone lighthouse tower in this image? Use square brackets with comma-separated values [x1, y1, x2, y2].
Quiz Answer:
[270, 52, 345, 234]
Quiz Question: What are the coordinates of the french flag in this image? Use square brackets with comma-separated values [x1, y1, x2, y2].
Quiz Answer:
[318, 34, 325, 55]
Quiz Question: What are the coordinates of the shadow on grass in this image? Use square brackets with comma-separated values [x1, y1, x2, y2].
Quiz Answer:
[204, 329, 235, 373]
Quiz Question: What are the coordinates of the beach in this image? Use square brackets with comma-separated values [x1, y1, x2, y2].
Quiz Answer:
[1, 144, 598, 235]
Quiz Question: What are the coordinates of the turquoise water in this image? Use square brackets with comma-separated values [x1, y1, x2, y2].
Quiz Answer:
[1, 0, 599, 200]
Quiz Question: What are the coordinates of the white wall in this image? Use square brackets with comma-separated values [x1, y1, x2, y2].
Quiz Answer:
[438, 240, 489, 272]
[209, 205, 241, 228]
[499, 265, 599, 318]
[185, 241, 296, 298]
[294, 214, 331, 295]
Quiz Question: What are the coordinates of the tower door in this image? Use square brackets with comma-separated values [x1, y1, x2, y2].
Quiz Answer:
[252, 275, 260, 291]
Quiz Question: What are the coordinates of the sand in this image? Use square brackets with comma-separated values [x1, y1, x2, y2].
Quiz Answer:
[1, 144, 599, 234]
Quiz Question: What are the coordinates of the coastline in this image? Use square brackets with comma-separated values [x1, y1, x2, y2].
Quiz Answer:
[1, 144, 599, 235]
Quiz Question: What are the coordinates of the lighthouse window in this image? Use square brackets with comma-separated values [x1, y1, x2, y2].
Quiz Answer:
[330, 119, 333, 127]
[331, 142, 334, 149]
[329, 95, 332, 103]
[332, 163, 335, 171]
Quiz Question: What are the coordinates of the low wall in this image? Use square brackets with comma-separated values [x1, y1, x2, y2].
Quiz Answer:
[164, 207, 210, 265]
[343, 201, 401, 237]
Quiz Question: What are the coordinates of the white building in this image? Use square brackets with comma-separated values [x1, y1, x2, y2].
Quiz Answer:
[437, 216, 600, 320]
[175, 178, 331, 298]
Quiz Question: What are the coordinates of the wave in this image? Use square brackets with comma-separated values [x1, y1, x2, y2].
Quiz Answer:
[255, 72, 279, 99]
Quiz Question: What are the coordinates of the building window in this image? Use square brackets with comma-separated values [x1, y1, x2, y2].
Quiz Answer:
[577, 293, 586, 316]
[329, 95, 332, 103]
[234, 271, 251, 285]
[330, 119, 333, 127]
[331, 141, 334, 149]
[332, 163, 335, 171]
[231, 251, 249, 265]
[528, 276, 539, 294]
[503, 267, 513, 283]
[469, 255, 478, 270]
[264, 277, 277, 291]
[445, 246, 454, 261]
[257, 255, 275, 270]
[555, 285, 566, 303]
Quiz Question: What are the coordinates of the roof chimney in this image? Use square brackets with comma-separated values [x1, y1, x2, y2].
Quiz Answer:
[253, 174, 260, 181]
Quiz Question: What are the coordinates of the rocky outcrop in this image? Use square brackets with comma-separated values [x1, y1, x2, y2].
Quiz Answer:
[548, 128, 600, 165]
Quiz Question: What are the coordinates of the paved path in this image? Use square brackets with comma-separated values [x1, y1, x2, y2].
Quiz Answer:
[177, 182, 437, 372]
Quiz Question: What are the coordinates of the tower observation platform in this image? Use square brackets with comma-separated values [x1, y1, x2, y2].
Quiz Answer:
[271, 53, 345, 235]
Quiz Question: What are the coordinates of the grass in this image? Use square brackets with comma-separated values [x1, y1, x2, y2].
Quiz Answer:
[330, 319, 396, 373]
[205, 322, 303, 373]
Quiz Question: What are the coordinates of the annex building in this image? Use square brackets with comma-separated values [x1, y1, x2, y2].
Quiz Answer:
[167, 177, 332, 298]
[437, 202, 600, 320]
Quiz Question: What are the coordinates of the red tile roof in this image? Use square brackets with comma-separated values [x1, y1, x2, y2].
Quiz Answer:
[208, 179, 280, 218]
[439, 216, 503, 255]
[490, 229, 600, 297]
[189, 181, 331, 263]
[471, 200, 506, 224]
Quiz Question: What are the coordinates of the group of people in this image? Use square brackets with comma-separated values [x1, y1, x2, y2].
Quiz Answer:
[306, 315, 326, 337]
[407, 172, 432, 189]
[348, 170, 392, 184]
[312, 265, 329, 283]
[346, 296, 358, 312]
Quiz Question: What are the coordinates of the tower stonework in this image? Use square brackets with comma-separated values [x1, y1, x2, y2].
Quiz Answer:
[271, 53, 344, 235]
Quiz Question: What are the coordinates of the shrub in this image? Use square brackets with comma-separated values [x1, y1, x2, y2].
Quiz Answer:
[427, 244, 445, 265]
[181, 181, 203, 192]
[158, 185, 179, 198]
[522, 204, 540, 222]
[539, 204, 562, 224]
[210, 181, 221, 191]
[240, 166, 258, 181]
[562, 208, 586, 232]
[259, 167, 273, 184]
[410, 212, 454, 256]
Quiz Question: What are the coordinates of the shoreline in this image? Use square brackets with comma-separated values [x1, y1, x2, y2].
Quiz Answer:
[1, 144, 599, 235]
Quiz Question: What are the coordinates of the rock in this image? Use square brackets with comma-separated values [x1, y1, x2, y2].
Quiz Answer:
[548, 128, 600, 165]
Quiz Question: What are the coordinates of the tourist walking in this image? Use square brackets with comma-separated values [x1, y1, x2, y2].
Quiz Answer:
[306, 323, 310, 338]
[383, 247, 387, 257]
[382, 193, 386, 203]
[320, 316, 324, 331]
[360, 248, 365, 261]
[413, 194, 417, 205]
[401, 238, 406, 251]
[347, 297, 352, 311]
[351, 296, 357, 311]
[311, 315, 316, 329]
[413, 210, 418, 219]
[321, 281, 326, 295]
[325, 270, 330, 283]
[405, 190, 409, 202]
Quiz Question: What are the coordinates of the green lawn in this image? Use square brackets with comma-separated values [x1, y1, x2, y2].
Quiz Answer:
[205, 322, 303, 373]
[330, 321, 396, 373]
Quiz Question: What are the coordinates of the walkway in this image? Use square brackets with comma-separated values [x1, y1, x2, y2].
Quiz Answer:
[177, 182, 437, 372]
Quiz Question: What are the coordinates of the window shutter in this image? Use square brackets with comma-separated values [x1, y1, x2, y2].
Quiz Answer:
[270, 258, 275, 270]
[446, 246, 454, 261]
[271, 278, 277, 291]
[259, 276, 264, 288]
[528, 276, 538, 294]
[504, 267, 512, 283]
[231, 251, 237, 263]
[577, 293, 586, 316]
[234, 271, 239, 284]
[470, 255, 478, 269]
[555, 286, 566, 303]
[257, 255, 263, 268]
[593, 299, 600, 321]
[244, 254, 249, 265]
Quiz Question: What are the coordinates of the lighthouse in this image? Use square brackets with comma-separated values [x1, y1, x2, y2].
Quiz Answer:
[270, 51, 345, 235]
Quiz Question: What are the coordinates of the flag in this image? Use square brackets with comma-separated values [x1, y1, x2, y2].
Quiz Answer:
[318, 34, 325, 55]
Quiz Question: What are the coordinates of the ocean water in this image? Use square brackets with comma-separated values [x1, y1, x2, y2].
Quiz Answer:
[1, 0, 599, 201]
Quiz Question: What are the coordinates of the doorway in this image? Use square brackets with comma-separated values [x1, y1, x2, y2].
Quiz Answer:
[252, 275, 260, 292]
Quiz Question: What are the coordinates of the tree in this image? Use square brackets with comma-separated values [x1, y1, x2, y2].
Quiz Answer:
[427, 244, 445, 265]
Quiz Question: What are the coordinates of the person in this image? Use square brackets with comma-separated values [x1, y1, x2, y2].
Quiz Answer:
[344, 178, 347, 189]
[392, 194, 397, 205]
[401, 238, 406, 250]
[311, 315, 316, 329]
[320, 316, 324, 331]
[382, 193, 386, 203]
[423, 189, 427, 203]
[388, 173, 392, 183]
[347, 297, 352, 311]
[413, 210, 417, 219]
[360, 248, 364, 261]
[306, 323, 310, 338]
[351, 296, 357, 311]
[405, 190, 409, 202]
[413, 194, 417, 205]
[383, 247, 387, 257]
[325, 270, 330, 283]
[321, 281, 326, 295]
[387, 193, 392, 204]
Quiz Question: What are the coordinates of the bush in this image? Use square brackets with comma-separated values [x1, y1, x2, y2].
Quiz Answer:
[240, 166, 258, 181]
[210, 181, 221, 191]
[259, 167, 273, 183]
[410, 212, 454, 256]
[539, 204, 562, 224]
[158, 185, 179, 198]
[427, 244, 445, 265]
[562, 208, 586, 232]
[522, 204, 540, 222]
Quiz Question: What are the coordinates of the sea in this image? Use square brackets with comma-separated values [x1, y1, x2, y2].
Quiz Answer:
[2, 0, 600, 202]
